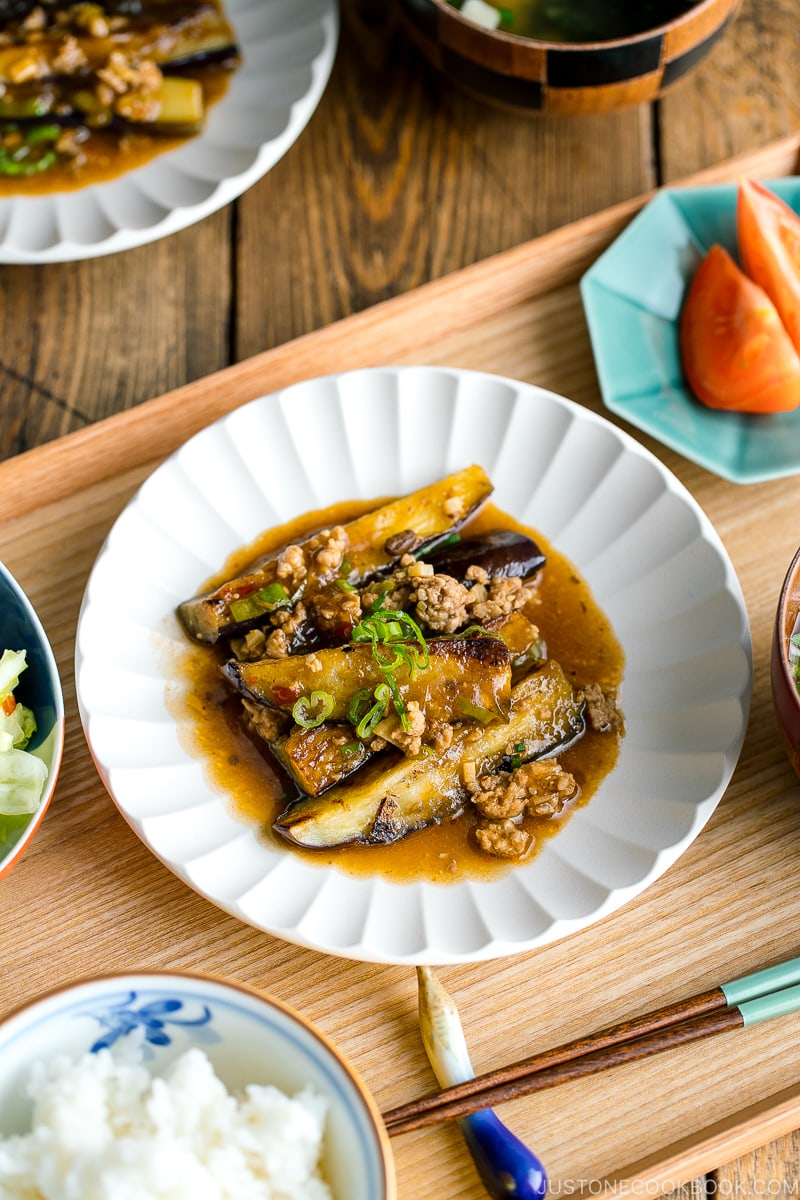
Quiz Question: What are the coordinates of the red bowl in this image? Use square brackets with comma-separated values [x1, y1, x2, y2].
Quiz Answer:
[771, 545, 800, 778]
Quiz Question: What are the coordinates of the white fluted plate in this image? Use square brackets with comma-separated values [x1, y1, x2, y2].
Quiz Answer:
[75, 367, 752, 964]
[0, 0, 338, 263]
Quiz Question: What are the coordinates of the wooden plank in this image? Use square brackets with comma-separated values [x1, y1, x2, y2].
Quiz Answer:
[0, 208, 233, 460]
[3, 130, 798, 525]
[235, 1, 654, 360]
[659, 0, 800, 181]
[3, 134, 800, 1199]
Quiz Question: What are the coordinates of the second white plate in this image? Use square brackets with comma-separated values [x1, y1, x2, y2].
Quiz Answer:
[75, 366, 752, 964]
[0, 0, 338, 263]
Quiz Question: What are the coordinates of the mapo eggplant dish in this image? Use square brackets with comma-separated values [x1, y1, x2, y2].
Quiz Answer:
[0, 0, 239, 189]
[176, 467, 625, 877]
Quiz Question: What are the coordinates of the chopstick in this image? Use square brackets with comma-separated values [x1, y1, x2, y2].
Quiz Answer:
[382, 953, 800, 1136]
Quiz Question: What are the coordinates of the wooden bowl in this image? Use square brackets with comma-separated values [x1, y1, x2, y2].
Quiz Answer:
[771, 545, 800, 779]
[397, 0, 742, 115]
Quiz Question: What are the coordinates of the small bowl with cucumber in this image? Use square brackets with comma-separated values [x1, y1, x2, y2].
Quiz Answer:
[0, 561, 64, 880]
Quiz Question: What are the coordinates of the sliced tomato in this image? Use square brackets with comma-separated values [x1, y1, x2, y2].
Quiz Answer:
[679, 243, 800, 414]
[737, 177, 800, 354]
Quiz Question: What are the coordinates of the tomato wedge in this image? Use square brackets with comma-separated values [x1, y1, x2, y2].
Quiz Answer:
[737, 177, 800, 354]
[679, 243, 800, 414]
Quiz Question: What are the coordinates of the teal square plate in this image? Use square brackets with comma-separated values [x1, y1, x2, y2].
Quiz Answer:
[580, 177, 800, 484]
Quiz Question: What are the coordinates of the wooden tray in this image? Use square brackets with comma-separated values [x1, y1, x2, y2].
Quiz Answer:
[3, 131, 800, 1199]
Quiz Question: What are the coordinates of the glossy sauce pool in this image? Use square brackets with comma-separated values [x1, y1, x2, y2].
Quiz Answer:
[169, 499, 625, 884]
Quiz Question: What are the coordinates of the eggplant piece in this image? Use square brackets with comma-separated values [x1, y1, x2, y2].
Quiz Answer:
[223, 636, 512, 725]
[483, 610, 541, 661]
[0, 6, 237, 81]
[426, 530, 546, 581]
[273, 660, 586, 849]
[270, 724, 371, 796]
[0, 73, 207, 134]
[178, 465, 494, 645]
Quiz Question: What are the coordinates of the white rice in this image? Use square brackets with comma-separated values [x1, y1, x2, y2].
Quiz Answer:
[0, 1046, 332, 1200]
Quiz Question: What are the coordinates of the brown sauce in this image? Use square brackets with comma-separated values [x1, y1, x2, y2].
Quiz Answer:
[168, 499, 625, 885]
[0, 65, 232, 196]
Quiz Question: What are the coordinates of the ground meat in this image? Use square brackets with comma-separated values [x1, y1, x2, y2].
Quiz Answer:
[241, 698, 289, 743]
[474, 818, 533, 860]
[581, 683, 622, 733]
[263, 627, 289, 658]
[275, 543, 307, 588]
[374, 701, 426, 756]
[313, 526, 348, 571]
[306, 582, 362, 633]
[411, 573, 470, 633]
[229, 628, 267, 662]
[361, 567, 413, 613]
[470, 759, 577, 820]
[273, 528, 349, 595]
[467, 576, 535, 622]
[465, 564, 490, 585]
[260, 598, 309, 656]
[428, 721, 454, 751]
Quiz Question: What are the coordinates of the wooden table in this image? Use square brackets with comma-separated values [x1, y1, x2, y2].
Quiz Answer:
[1, 1, 800, 1196]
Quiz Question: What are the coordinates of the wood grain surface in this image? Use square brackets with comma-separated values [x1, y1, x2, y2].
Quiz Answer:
[1, 1, 800, 1196]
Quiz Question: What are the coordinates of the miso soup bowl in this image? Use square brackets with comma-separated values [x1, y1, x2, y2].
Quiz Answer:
[0, 970, 396, 1200]
[771, 545, 800, 780]
[397, 0, 742, 115]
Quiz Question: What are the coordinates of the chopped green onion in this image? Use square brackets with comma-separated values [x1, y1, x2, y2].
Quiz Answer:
[382, 671, 409, 731]
[355, 693, 389, 740]
[25, 124, 61, 145]
[228, 583, 291, 623]
[347, 688, 374, 726]
[453, 623, 502, 640]
[514, 742, 525, 752]
[457, 699, 496, 724]
[351, 607, 430, 677]
[339, 741, 364, 758]
[0, 122, 60, 177]
[335, 578, 357, 593]
[292, 691, 335, 729]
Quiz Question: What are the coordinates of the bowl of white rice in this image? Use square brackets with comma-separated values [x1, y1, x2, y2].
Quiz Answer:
[0, 970, 396, 1200]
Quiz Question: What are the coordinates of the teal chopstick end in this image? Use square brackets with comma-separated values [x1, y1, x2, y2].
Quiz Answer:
[736, 981, 800, 1027]
[722, 956, 800, 1007]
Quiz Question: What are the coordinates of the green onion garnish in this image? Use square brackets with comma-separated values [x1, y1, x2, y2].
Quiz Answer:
[339, 741, 364, 758]
[347, 688, 374, 726]
[229, 583, 291, 623]
[355, 691, 389, 739]
[457, 699, 496, 724]
[292, 691, 335, 729]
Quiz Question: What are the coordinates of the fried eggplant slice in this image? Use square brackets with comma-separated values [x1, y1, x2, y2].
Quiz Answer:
[178, 465, 493, 645]
[270, 723, 371, 796]
[223, 636, 512, 725]
[483, 609, 543, 663]
[426, 530, 546, 581]
[0, 4, 238, 83]
[274, 660, 585, 849]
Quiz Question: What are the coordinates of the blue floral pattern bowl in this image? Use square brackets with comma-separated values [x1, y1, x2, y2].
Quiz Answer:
[0, 971, 396, 1200]
[0, 560, 64, 879]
